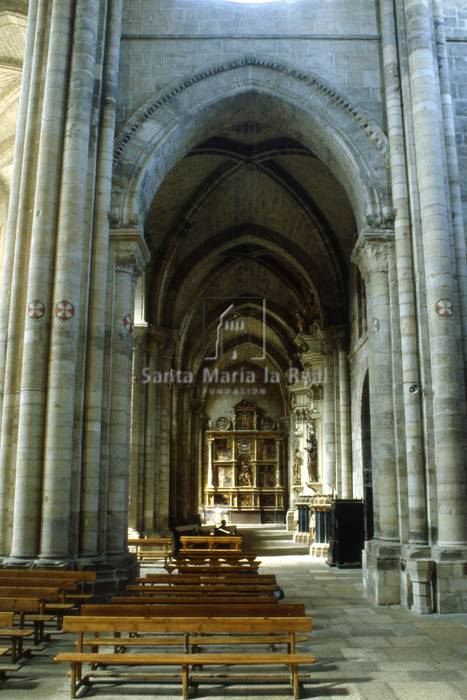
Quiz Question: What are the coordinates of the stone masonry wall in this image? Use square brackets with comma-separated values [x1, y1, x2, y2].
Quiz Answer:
[118, 0, 384, 130]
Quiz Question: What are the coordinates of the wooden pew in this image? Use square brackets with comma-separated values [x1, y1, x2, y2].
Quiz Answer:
[55, 616, 316, 699]
[0, 621, 20, 678]
[0, 588, 76, 629]
[128, 537, 172, 564]
[79, 603, 308, 652]
[137, 573, 277, 585]
[0, 569, 96, 595]
[0, 599, 54, 644]
[126, 583, 279, 595]
[0, 577, 91, 603]
[82, 603, 305, 617]
[175, 551, 259, 564]
[0, 610, 33, 664]
[176, 565, 261, 575]
[111, 595, 277, 605]
[179, 535, 242, 551]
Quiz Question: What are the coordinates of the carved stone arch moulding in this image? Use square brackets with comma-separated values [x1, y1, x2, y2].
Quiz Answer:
[111, 56, 392, 232]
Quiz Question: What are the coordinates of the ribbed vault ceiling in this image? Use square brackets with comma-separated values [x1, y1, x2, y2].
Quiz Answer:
[144, 96, 357, 389]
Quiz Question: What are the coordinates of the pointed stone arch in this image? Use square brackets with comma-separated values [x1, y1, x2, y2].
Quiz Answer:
[111, 56, 391, 232]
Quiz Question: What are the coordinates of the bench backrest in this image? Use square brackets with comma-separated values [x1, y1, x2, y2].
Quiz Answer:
[0, 578, 78, 591]
[111, 595, 277, 605]
[179, 536, 242, 551]
[0, 597, 42, 613]
[82, 603, 305, 617]
[139, 574, 276, 584]
[0, 569, 96, 582]
[127, 584, 277, 594]
[0, 611, 14, 625]
[64, 616, 311, 634]
[176, 567, 260, 575]
[0, 587, 60, 600]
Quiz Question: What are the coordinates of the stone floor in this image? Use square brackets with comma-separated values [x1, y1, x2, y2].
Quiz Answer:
[2, 526, 467, 699]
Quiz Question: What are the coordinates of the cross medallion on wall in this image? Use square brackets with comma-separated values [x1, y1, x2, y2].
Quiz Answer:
[55, 300, 75, 320]
[27, 300, 45, 319]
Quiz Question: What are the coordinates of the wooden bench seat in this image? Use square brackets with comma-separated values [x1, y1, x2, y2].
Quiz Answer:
[56, 651, 316, 699]
[0, 627, 33, 663]
[128, 537, 172, 563]
[55, 616, 315, 699]
[0, 598, 58, 642]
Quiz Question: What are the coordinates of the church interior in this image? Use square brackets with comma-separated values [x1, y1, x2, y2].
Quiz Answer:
[0, 0, 466, 698]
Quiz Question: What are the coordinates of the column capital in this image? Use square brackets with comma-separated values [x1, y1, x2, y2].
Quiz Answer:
[351, 228, 394, 281]
[110, 227, 150, 278]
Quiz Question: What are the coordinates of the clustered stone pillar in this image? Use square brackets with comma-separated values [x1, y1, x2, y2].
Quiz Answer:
[379, 0, 428, 553]
[337, 335, 352, 498]
[352, 230, 400, 604]
[0, 2, 147, 585]
[403, 0, 467, 554]
[322, 347, 336, 494]
[106, 230, 149, 559]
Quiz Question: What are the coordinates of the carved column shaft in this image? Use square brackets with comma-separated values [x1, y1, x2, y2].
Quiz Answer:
[338, 339, 352, 499]
[322, 348, 336, 493]
[403, 0, 467, 547]
[106, 231, 149, 555]
[352, 231, 399, 542]
[379, 0, 428, 546]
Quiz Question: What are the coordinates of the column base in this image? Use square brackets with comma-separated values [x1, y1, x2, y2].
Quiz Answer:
[432, 545, 467, 613]
[362, 539, 401, 606]
[400, 546, 434, 614]
[0, 552, 138, 597]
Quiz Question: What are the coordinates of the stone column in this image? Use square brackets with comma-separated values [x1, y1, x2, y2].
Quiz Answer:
[129, 324, 148, 533]
[333, 349, 341, 495]
[338, 336, 352, 499]
[80, 0, 123, 558]
[5, 2, 74, 561]
[141, 333, 158, 533]
[151, 327, 177, 532]
[105, 229, 149, 558]
[403, 0, 467, 551]
[432, 0, 467, 376]
[322, 345, 336, 494]
[353, 231, 399, 541]
[353, 230, 400, 605]
[39, 0, 101, 561]
[379, 0, 428, 549]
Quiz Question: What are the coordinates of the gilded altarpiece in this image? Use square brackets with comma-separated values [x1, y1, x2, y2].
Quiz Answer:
[204, 400, 285, 523]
